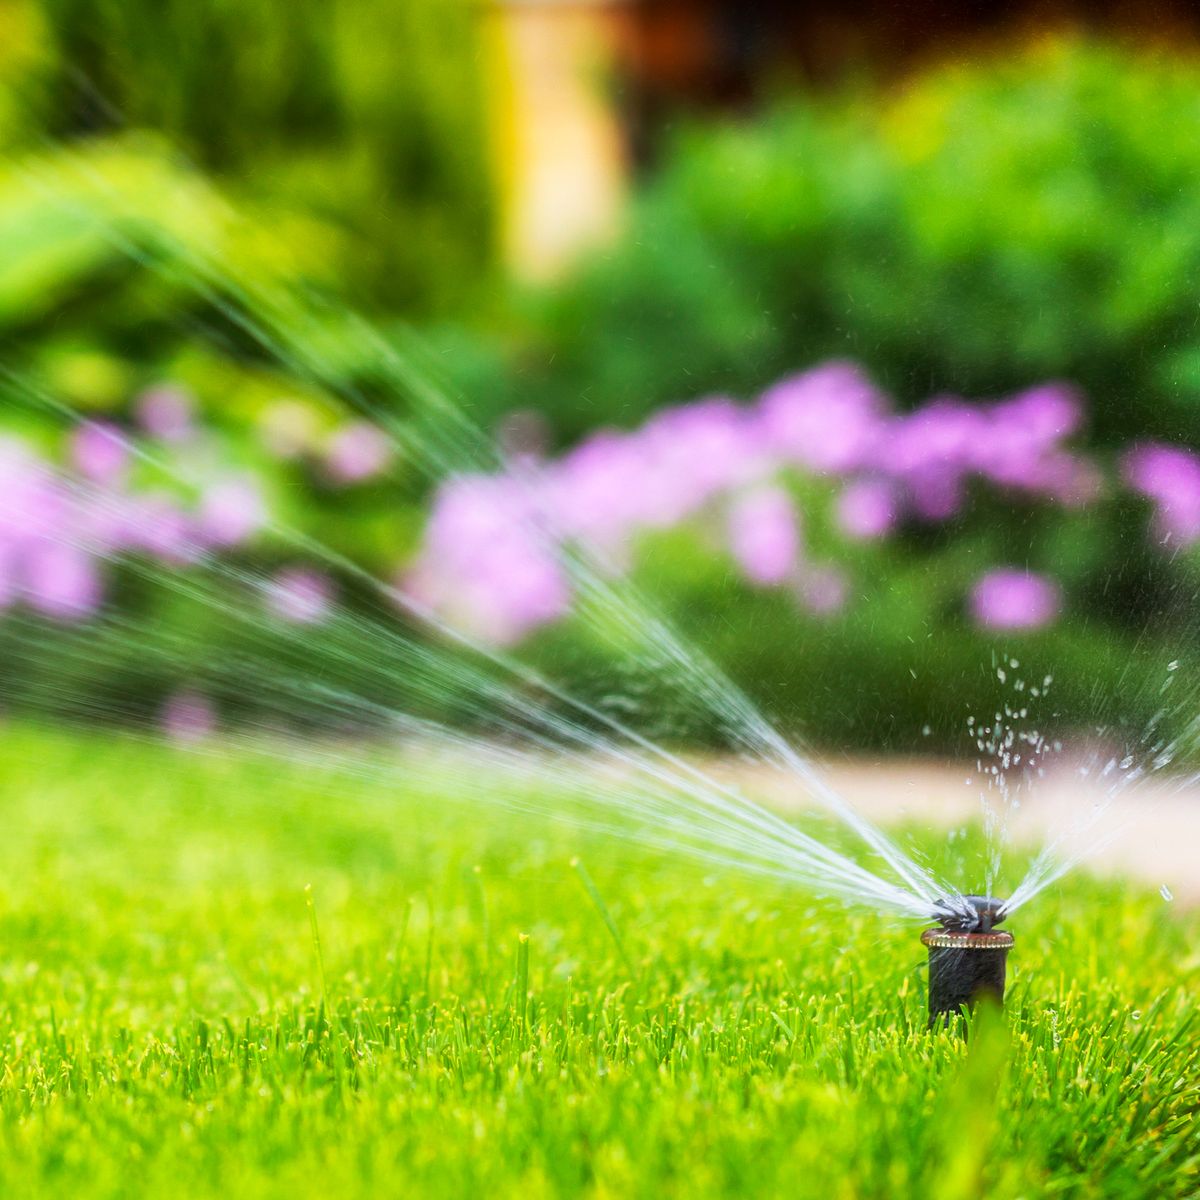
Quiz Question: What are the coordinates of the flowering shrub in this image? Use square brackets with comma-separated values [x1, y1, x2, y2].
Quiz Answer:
[0, 433, 255, 623]
[465, 40, 1200, 459]
[0, 387, 360, 626]
[4, 359, 1200, 747]
[405, 362, 1116, 644]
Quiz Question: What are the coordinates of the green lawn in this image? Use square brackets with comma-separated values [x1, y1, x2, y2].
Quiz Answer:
[0, 725, 1195, 1198]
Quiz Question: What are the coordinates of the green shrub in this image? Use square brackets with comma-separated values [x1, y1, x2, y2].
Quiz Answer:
[480, 39, 1200, 448]
[8, 0, 496, 316]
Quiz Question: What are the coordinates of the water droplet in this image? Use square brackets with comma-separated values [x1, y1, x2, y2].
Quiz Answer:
[1131, 1010, 1142, 1022]
[997, 668, 1007, 683]
[1168, 659, 1179, 671]
[1160, 884, 1174, 902]
[922, 724, 931, 736]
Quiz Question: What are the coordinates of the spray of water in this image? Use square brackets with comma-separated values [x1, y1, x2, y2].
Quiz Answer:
[960, 650, 1200, 918]
[0, 457, 949, 918]
[5, 122, 1191, 922]
[0, 143, 939, 886]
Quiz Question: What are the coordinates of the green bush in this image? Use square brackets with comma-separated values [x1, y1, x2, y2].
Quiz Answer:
[478, 39, 1200, 449]
[7, 0, 496, 316]
[431, 38, 1200, 751]
[7, 35, 1200, 756]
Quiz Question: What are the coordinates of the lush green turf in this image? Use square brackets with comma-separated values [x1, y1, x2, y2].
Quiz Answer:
[0, 726, 1195, 1198]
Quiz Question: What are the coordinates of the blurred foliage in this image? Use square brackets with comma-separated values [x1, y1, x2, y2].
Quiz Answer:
[0, 136, 428, 573]
[6, 29, 1200, 752]
[441, 37, 1200, 748]
[0, 0, 497, 560]
[470, 39, 1200, 448]
[2, 0, 496, 315]
[510, 493, 1200, 755]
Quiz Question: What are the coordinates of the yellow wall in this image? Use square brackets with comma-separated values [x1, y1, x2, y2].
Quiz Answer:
[487, 1, 627, 281]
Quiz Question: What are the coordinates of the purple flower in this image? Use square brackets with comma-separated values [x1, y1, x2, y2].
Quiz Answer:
[866, 383, 1093, 518]
[407, 363, 1107, 641]
[136, 386, 194, 443]
[21, 542, 103, 621]
[639, 397, 764, 512]
[874, 398, 983, 520]
[884, 398, 984, 473]
[197, 477, 266, 547]
[726, 486, 800, 586]
[422, 476, 535, 563]
[974, 386, 1085, 495]
[969, 569, 1060, 631]
[1123, 443, 1200, 546]
[162, 689, 216, 743]
[325, 422, 392, 484]
[547, 432, 647, 550]
[835, 479, 898, 540]
[993, 383, 1082, 443]
[0, 439, 65, 544]
[467, 540, 571, 644]
[406, 473, 571, 643]
[266, 568, 334, 625]
[404, 536, 570, 646]
[758, 362, 886, 473]
[70, 422, 129, 486]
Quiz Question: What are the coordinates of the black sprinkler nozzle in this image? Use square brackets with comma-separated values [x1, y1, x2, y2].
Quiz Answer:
[930, 894, 1007, 933]
[923, 895, 1013, 1028]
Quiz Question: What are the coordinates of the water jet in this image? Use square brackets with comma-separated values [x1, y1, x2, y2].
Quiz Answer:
[922, 895, 1013, 1027]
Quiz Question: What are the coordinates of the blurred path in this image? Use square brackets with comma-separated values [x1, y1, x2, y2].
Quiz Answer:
[704, 757, 1199, 906]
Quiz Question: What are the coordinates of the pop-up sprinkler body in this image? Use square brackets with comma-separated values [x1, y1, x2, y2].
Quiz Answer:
[922, 895, 1013, 1027]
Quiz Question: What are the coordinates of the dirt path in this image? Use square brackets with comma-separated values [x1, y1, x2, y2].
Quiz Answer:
[701, 756, 1199, 905]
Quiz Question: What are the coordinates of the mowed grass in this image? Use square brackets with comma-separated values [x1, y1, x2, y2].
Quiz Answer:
[0, 726, 1195, 1199]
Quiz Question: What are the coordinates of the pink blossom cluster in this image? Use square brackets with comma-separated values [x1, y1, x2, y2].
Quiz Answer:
[1122, 443, 1200, 547]
[407, 362, 1104, 642]
[758, 364, 1098, 521]
[0, 427, 276, 622]
[13, 363, 1200, 738]
[969, 570, 1061, 632]
[0, 380, 384, 637]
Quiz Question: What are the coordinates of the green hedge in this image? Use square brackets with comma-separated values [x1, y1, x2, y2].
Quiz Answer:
[472, 39, 1200, 449]
[7, 0, 496, 316]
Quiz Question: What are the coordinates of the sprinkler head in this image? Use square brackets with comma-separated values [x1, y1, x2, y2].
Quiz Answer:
[930, 894, 1007, 933]
[922, 895, 1013, 1029]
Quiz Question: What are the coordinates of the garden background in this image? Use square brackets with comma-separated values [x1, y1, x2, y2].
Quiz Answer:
[5, 2, 1200, 755]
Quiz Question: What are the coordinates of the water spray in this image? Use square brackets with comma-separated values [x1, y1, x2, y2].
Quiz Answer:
[922, 895, 1013, 1027]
